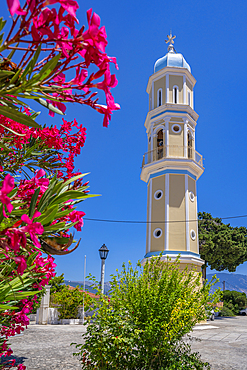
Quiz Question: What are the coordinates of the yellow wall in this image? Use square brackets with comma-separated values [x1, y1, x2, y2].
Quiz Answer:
[154, 77, 165, 108]
[169, 174, 186, 251]
[146, 182, 150, 253]
[150, 175, 166, 252]
[188, 176, 198, 254]
[169, 122, 184, 156]
[169, 75, 183, 103]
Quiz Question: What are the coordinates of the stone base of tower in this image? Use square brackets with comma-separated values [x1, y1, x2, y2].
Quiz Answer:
[141, 251, 204, 272]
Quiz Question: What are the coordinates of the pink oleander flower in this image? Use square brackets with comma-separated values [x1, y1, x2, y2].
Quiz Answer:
[21, 211, 44, 248]
[14, 256, 27, 275]
[0, 174, 14, 217]
[7, 0, 27, 16]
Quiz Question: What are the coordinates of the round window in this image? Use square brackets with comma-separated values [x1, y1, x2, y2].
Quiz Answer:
[190, 229, 196, 241]
[153, 228, 162, 238]
[154, 190, 163, 200]
[171, 124, 181, 134]
[189, 191, 195, 202]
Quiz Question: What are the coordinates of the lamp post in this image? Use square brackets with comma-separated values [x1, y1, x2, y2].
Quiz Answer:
[99, 244, 109, 294]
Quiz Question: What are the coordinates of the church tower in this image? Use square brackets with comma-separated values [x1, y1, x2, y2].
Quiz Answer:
[141, 34, 204, 272]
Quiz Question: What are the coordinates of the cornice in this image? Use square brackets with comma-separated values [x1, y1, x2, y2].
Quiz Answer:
[144, 104, 198, 132]
[146, 66, 197, 94]
[140, 158, 204, 183]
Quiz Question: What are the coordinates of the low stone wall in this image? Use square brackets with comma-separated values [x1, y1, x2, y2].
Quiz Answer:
[35, 307, 84, 325]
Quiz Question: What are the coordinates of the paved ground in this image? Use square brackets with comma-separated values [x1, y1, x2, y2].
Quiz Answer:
[190, 316, 247, 370]
[1, 316, 247, 369]
[1, 323, 86, 370]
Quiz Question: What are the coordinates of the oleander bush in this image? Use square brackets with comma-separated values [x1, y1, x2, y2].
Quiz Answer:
[73, 256, 220, 370]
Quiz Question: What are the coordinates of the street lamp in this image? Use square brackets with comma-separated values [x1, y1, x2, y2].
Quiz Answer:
[99, 244, 109, 294]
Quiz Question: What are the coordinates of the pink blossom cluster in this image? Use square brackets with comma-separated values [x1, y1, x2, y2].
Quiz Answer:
[0, 113, 87, 179]
[5, 0, 120, 127]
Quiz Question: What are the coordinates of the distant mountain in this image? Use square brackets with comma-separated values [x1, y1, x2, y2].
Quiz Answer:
[64, 280, 111, 295]
[207, 273, 247, 294]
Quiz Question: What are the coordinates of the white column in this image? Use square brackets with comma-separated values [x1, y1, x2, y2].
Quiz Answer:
[183, 75, 186, 104]
[37, 285, 51, 325]
[184, 119, 188, 158]
[165, 118, 169, 157]
[165, 174, 169, 251]
[152, 81, 154, 110]
[195, 186, 199, 254]
[185, 175, 190, 251]
[148, 178, 152, 253]
[166, 74, 169, 103]
[192, 90, 194, 109]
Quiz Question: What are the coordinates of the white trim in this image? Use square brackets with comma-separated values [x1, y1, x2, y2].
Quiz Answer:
[194, 190, 199, 254]
[154, 189, 163, 200]
[166, 74, 169, 103]
[171, 124, 181, 134]
[192, 90, 194, 109]
[150, 126, 154, 152]
[189, 191, 195, 202]
[148, 179, 152, 253]
[183, 75, 186, 104]
[173, 85, 179, 104]
[188, 91, 191, 107]
[184, 119, 188, 158]
[185, 175, 190, 251]
[165, 174, 169, 251]
[154, 124, 165, 135]
[190, 229, 196, 241]
[164, 118, 169, 157]
[153, 228, 162, 239]
[141, 253, 205, 267]
[157, 88, 162, 107]
[152, 81, 154, 110]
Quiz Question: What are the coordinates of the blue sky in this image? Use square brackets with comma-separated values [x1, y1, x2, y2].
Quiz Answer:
[3, 0, 247, 281]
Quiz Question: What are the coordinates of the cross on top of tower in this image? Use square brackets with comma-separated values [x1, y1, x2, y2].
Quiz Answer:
[165, 32, 176, 52]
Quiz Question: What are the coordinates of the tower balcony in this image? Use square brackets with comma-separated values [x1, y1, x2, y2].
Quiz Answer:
[142, 145, 204, 168]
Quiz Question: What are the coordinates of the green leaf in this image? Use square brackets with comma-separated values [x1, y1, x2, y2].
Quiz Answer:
[0, 105, 41, 128]
[37, 204, 59, 226]
[0, 18, 7, 33]
[31, 53, 61, 83]
[50, 190, 91, 206]
[0, 70, 14, 77]
[29, 187, 40, 218]
[36, 98, 65, 115]
[0, 122, 26, 136]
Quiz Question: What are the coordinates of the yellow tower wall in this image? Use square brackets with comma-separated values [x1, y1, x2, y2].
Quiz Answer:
[149, 175, 166, 253]
[154, 77, 165, 108]
[188, 176, 198, 254]
[169, 122, 184, 156]
[169, 75, 183, 103]
[169, 174, 186, 251]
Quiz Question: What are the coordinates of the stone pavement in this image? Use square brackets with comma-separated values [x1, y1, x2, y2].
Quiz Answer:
[189, 316, 247, 370]
[2, 323, 86, 370]
[2, 316, 247, 369]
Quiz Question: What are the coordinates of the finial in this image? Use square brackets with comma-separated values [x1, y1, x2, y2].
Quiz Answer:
[165, 32, 176, 52]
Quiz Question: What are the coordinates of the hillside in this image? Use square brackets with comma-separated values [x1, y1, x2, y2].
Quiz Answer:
[64, 280, 111, 295]
[207, 273, 247, 294]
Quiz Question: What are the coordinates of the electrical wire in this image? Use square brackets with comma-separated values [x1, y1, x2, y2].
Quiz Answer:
[84, 214, 247, 224]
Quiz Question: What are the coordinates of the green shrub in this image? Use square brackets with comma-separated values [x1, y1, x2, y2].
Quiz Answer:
[219, 306, 235, 317]
[222, 290, 247, 314]
[52, 286, 91, 319]
[73, 256, 219, 369]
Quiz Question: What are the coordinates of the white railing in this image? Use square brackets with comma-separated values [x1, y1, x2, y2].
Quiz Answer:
[142, 145, 203, 168]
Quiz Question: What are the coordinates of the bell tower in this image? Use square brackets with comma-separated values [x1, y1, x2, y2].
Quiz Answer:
[141, 34, 204, 272]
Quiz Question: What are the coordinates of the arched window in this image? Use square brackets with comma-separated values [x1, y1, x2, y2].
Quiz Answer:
[157, 88, 162, 107]
[188, 91, 191, 106]
[157, 130, 163, 159]
[173, 86, 179, 104]
[188, 132, 193, 158]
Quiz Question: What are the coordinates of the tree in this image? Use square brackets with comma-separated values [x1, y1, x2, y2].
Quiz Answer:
[222, 290, 247, 314]
[73, 256, 219, 370]
[198, 212, 247, 275]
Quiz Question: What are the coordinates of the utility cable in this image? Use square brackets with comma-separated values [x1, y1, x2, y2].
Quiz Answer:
[84, 214, 247, 224]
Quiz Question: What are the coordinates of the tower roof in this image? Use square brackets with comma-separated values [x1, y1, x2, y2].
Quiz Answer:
[154, 34, 191, 73]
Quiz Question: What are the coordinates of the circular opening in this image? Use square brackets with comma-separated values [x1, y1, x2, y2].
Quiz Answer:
[189, 191, 195, 202]
[190, 230, 196, 241]
[171, 124, 181, 134]
[153, 228, 162, 239]
[154, 190, 163, 200]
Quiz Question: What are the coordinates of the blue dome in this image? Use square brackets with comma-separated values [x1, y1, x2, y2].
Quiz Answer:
[154, 50, 191, 73]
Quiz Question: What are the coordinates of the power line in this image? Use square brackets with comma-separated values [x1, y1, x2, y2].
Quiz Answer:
[84, 214, 247, 224]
